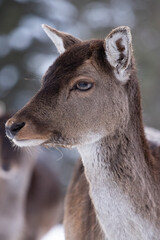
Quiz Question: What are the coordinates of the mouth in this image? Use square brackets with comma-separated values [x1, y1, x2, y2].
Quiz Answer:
[12, 138, 46, 147]
[10, 134, 75, 148]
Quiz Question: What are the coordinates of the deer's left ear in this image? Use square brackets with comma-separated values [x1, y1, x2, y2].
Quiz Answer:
[104, 26, 133, 83]
[42, 24, 81, 54]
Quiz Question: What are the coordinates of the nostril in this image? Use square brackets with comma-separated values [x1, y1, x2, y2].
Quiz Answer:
[6, 122, 25, 139]
[10, 122, 25, 133]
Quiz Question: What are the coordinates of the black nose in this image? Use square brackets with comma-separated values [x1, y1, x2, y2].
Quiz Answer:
[5, 122, 25, 139]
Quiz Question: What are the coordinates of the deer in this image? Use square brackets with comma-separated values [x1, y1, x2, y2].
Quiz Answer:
[5, 24, 160, 239]
[0, 114, 63, 240]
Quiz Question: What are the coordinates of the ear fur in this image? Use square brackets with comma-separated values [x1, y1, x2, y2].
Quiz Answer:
[42, 24, 81, 54]
[105, 26, 133, 83]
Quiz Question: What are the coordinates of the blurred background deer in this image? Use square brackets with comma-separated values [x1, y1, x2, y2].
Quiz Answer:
[0, 113, 64, 240]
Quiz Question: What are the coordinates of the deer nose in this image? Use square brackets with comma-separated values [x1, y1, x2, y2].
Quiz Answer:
[5, 122, 25, 139]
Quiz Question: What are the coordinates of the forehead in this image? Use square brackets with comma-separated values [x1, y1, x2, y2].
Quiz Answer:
[42, 40, 110, 88]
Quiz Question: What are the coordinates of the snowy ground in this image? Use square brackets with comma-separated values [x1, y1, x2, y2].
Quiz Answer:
[41, 225, 65, 240]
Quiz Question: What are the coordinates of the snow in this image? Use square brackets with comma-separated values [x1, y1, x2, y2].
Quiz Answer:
[41, 225, 65, 240]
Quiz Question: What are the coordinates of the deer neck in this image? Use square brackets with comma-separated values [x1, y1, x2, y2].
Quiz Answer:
[77, 120, 160, 240]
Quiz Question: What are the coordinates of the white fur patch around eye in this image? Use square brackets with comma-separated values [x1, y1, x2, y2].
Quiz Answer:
[42, 24, 65, 54]
[13, 139, 45, 147]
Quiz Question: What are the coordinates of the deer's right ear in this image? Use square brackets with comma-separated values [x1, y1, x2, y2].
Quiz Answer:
[42, 24, 81, 54]
[104, 26, 133, 83]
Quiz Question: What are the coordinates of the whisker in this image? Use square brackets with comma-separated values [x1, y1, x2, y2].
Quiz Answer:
[47, 146, 64, 161]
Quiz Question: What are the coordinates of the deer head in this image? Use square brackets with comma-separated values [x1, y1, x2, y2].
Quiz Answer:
[6, 25, 134, 148]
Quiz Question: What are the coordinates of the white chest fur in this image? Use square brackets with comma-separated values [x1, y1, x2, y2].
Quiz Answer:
[78, 143, 159, 240]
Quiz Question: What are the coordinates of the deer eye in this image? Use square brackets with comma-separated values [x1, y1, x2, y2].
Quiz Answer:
[75, 81, 93, 91]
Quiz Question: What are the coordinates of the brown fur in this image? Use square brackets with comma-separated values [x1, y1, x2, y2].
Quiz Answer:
[64, 159, 104, 240]
[65, 135, 160, 239]
[6, 40, 113, 145]
[5, 26, 160, 239]
[43, 24, 81, 50]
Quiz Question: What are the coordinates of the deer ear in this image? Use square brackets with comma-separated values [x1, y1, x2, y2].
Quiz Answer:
[42, 24, 81, 54]
[104, 26, 132, 83]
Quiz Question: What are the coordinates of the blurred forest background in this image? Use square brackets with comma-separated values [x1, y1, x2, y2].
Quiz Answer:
[0, 0, 160, 128]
